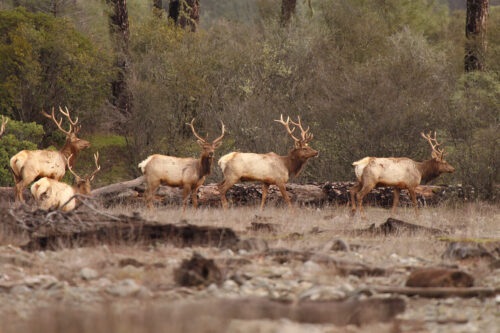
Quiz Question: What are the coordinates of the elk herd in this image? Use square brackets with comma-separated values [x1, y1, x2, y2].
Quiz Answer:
[1, 108, 456, 218]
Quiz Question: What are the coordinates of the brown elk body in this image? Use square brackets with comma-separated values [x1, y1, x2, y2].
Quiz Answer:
[218, 115, 318, 211]
[349, 132, 455, 219]
[0, 116, 8, 137]
[31, 152, 100, 211]
[10, 107, 91, 202]
[139, 119, 225, 211]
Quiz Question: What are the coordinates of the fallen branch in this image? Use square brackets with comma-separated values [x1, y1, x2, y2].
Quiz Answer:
[374, 286, 500, 298]
[353, 218, 447, 236]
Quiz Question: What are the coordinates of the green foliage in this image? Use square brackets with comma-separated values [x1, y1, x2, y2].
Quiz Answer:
[0, 7, 112, 123]
[0, 117, 45, 186]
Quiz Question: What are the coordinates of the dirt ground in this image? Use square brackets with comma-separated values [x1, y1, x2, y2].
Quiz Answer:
[0, 202, 499, 333]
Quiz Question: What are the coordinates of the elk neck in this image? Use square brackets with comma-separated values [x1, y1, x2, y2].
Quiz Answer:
[282, 149, 308, 178]
[198, 154, 213, 179]
[416, 159, 441, 184]
[60, 139, 79, 168]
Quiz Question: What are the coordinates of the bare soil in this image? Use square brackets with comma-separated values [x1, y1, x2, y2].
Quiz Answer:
[0, 201, 499, 333]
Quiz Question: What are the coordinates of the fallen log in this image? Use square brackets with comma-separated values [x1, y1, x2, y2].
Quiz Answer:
[89, 177, 459, 208]
[353, 218, 447, 236]
[162, 297, 406, 326]
[374, 286, 500, 298]
[406, 267, 474, 288]
[21, 222, 239, 252]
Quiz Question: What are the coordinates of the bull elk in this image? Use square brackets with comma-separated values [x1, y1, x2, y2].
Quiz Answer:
[31, 152, 101, 211]
[10, 107, 91, 202]
[0, 115, 8, 137]
[349, 132, 455, 219]
[138, 119, 225, 211]
[218, 115, 318, 211]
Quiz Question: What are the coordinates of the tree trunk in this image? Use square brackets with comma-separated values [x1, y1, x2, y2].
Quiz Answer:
[153, 0, 164, 16]
[465, 0, 489, 71]
[168, 0, 200, 32]
[109, 0, 132, 119]
[281, 0, 297, 26]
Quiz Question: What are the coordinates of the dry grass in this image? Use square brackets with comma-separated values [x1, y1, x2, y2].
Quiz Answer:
[0, 202, 499, 333]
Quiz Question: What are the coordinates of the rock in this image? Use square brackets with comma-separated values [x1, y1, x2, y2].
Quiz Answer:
[235, 238, 269, 252]
[303, 261, 323, 274]
[406, 268, 474, 288]
[106, 279, 141, 297]
[79, 267, 99, 281]
[174, 252, 222, 287]
[442, 242, 495, 261]
[322, 239, 350, 252]
[222, 279, 239, 293]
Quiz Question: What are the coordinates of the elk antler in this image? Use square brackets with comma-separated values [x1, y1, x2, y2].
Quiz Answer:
[421, 131, 446, 160]
[89, 152, 101, 181]
[41, 106, 80, 136]
[65, 152, 101, 182]
[0, 115, 8, 137]
[274, 114, 300, 143]
[65, 154, 83, 182]
[212, 121, 225, 145]
[290, 116, 313, 143]
[186, 118, 208, 144]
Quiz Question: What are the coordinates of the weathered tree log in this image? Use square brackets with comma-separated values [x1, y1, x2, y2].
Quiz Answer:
[90, 177, 459, 208]
[374, 286, 500, 298]
[465, 0, 489, 71]
[406, 268, 474, 288]
[353, 218, 447, 237]
[162, 297, 406, 326]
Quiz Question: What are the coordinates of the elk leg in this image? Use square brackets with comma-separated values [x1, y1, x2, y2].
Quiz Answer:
[218, 176, 238, 210]
[15, 174, 35, 202]
[391, 188, 400, 216]
[277, 183, 294, 212]
[182, 185, 192, 213]
[408, 188, 419, 218]
[349, 182, 362, 216]
[356, 183, 374, 220]
[260, 183, 269, 211]
[144, 178, 160, 209]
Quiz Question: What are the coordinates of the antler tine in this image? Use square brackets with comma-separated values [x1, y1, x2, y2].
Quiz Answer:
[421, 131, 445, 159]
[59, 106, 79, 127]
[290, 115, 312, 142]
[274, 114, 300, 142]
[89, 151, 101, 180]
[0, 115, 8, 136]
[186, 118, 208, 143]
[65, 154, 82, 181]
[41, 107, 71, 135]
[212, 121, 226, 144]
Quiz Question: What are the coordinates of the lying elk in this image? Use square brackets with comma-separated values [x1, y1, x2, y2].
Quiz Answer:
[0, 115, 8, 137]
[218, 115, 318, 211]
[31, 152, 100, 211]
[138, 119, 225, 211]
[349, 132, 455, 219]
[10, 107, 91, 202]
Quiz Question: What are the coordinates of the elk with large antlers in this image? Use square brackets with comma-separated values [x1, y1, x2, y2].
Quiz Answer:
[349, 132, 455, 219]
[138, 119, 225, 211]
[0, 116, 8, 137]
[31, 152, 101, 211]
[10, 107, 91, 202]
[218, 115, 318, 211]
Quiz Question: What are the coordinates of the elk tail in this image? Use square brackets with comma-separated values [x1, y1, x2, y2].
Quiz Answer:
[218, 152, 237, 173]
[10, 151, 28, 177]
[138, 155, 155, 173]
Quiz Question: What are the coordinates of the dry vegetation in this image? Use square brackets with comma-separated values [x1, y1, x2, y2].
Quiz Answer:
[0, 201, 499, 333]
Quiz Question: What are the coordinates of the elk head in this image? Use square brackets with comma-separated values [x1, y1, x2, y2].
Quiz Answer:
[41, 107, 91, 165]
[275, 114, 318, 159]
[421, 131, 455, 174]
[66, 152, 101, 195]
[0, 115, 8, 137]
[186, 118, 225, 160]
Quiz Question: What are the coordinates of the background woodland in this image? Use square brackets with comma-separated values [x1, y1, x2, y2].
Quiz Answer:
[0, 0, 498, 200]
